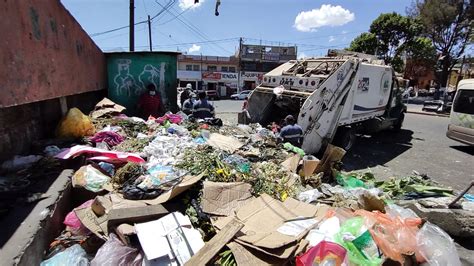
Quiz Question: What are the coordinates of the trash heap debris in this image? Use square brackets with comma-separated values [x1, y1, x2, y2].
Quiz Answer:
[1, 98, 468, 266]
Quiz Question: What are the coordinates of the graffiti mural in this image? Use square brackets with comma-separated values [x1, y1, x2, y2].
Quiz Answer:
[107, 53, 178, 114]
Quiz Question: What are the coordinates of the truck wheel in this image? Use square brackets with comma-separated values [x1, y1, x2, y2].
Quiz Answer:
[394, 112, 404, 131]
[334, 127, 356, 151]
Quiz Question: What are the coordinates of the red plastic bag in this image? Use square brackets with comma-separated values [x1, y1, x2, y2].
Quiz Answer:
[296, 241, 347, 266]
[354, 209, 423, 264]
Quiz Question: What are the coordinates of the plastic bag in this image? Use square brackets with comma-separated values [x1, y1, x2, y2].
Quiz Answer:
[40, 244, 88, 266]
[416, 222, 461, 266]
[91, 233, 142, 266]
[354, 209, 423, 264]
[56, 108, 95, 138]
[336, 173, 366, 188]
[72, 165, 110, 192]
[298, 189, 324, 203]
[296, 240, 347, 266]
[64, 199, 94, 235]
[385, 203, 419, 219]
[334, 217, 382, 266]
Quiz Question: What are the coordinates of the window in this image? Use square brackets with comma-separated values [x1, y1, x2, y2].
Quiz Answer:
[221, 66, 228, 72]
[453, 89, 474, 115]
[186, 65, 192, 71]
[193, 65, 200, 71]
[229, 67, 236, 73]
[208, 65, 217, 71]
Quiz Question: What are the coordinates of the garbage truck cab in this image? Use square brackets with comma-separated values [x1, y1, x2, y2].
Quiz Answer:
[446, 78, 474, 145]
[245, 50, 406, 154]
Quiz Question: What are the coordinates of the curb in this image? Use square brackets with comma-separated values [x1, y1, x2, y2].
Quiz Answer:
[406, 110, 449, 118]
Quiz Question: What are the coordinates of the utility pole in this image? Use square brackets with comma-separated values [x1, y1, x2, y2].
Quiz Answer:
[237, 37, 243, 93]
[129, 0, 135, 51]
[147, 15, 152, 52]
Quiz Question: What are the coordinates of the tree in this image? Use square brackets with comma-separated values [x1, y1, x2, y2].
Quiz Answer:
[404, 37, 437, 83]
[348, 13, 422, 72]
[408, 0, 472, 86]
[349, 33, 378, 55]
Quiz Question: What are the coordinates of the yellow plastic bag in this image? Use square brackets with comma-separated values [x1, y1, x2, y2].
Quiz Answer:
[56, 108, 95, 138]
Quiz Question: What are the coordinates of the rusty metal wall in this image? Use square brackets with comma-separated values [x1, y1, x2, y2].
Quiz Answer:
[0, 0, 106, 108]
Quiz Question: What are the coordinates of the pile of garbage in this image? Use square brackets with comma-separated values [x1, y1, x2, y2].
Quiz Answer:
[1, 98, 470, 266]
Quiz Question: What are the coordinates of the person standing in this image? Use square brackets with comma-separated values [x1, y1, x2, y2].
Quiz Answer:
[180, 83, 192, 108]
[137, 84, 163, 119]
[279, 115, 303, 147]
[192, 91, 215, 119]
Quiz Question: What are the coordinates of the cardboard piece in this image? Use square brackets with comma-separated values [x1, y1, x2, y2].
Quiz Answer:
[115, 224, 136, 245]
[314, 144, 345, 176]
[281, 154, 301, 173]
[108, 204, 169, 228]
[75, 193, 148, 239]
[135, 212, 205, 264]
[90, 98, 126, 119]
[91, 196, 112, 216]
[227, 242, 288, 266]
[201, 181, 254, 216]
[233, 194, 330, 259]
[185, 218, 244, 265]
[206, 133, 244, 153]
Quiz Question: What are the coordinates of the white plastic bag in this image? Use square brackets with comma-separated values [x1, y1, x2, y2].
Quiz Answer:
[40, 244, 88, 266]
[91, 233, 142, 266]
[298, 189, 323, 203]
[416, 222, 461, 266]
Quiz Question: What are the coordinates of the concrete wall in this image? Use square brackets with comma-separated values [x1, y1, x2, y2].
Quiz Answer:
[0, 0, 106, 108]
[0, 0, 106, 160]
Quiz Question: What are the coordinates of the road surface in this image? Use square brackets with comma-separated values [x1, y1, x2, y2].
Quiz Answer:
[214, 100, 474, 191]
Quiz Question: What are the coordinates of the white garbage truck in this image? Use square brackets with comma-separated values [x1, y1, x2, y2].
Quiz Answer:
[245, 50, 407, 154]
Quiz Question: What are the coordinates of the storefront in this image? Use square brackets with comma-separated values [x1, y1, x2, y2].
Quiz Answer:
[177, 70, 201, 90]
[240, 71, 264, 90]
[202, 72, 238, 97]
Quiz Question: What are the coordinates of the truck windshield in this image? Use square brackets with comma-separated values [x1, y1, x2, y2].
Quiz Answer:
[453, 89, 474, 115]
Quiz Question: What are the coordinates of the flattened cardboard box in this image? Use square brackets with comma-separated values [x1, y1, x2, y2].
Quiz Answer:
[201, 181, 254, 216]
[233, 193, 330, 258]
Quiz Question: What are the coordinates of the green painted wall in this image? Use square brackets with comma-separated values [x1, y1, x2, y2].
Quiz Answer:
[106, 52, 179, 115]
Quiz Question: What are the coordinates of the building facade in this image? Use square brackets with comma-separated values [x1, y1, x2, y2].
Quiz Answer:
[177, 55, 239, 97]
[238, 44, 297, 90]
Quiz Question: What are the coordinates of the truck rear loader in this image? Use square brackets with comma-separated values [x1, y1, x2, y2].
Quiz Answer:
[245, 50, 407, 154]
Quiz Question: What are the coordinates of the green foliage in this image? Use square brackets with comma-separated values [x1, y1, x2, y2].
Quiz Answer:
[409, 0, 472, 84]
[349, 33, 378, 55]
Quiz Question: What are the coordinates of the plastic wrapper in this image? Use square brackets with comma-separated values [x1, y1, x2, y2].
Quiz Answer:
[40, 244, 88, 266]
[63, 199, 94, 235]
[56, 108, 95, 138]
[416, 222, 461, 266]
[91, 233, 142, 266]
[385, 203, 419, 219]
[98, 162, 115, 176]
[72, 165, 110, 192]
[296, 240, 347, 266]
[334, 216, 382, 266]
[298, 189, 324, 203]
[354, 209, 423, 264]
[223, 154, 251, 173]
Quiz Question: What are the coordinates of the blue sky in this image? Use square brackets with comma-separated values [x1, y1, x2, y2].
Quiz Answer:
[61, 0, 413, 57]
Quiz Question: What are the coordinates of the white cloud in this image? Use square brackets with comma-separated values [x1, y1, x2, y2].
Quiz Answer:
[179, 0, 204, 10]
[329, 36, 336, 42]
[341, 30, 348, 34]
[188, 44, 201, 53]
[294, 4, 355, 32]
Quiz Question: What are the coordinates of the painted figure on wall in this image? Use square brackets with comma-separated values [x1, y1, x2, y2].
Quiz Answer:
[138, 64, 160, 96]
[113, 59, 136, 96]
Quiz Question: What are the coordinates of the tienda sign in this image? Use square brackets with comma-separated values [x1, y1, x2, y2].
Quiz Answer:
[202, 72, 221, 80]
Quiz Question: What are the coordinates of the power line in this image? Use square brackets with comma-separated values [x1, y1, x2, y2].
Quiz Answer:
[154, 0, 232, 54]
[90, 0, 176, 37]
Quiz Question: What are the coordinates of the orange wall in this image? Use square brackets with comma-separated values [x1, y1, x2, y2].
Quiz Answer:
[0, 0, 106, 108]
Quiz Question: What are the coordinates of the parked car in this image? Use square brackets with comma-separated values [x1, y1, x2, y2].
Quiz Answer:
[230, 90, 252, 100]
[447, 79, 474, 146]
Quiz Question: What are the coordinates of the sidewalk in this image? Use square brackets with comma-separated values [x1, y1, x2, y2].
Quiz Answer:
[406, 104, 449, 118]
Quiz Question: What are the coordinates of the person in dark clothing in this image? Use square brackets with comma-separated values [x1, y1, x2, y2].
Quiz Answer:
[192, 91, 215, 119]
[180, 83, 192, 108]
[137, 84, 163, 119]
[279, 115, 303, 147]
[182, 93, 196, 115]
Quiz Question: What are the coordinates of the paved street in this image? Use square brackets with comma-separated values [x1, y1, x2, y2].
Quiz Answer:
[215, 100, 474, 191]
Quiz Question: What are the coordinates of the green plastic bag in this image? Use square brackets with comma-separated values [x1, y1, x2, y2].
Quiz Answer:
[283, 142, 305, 156]
[336, 173, 367, 188]
[335, 217, 382, 266]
